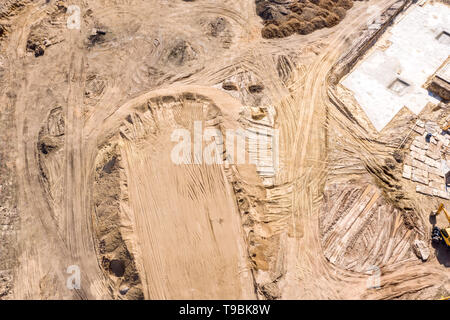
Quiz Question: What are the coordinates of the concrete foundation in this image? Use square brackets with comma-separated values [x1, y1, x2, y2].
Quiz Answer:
[342, 2, 450, 131]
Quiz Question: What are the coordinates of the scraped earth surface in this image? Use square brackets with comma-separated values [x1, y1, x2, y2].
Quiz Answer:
[0, 0, 448, 300]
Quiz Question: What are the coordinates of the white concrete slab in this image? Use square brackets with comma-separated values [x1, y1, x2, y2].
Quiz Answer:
[342, 2, 450, 131]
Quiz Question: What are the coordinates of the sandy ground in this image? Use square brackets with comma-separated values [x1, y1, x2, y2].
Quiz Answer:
[0, 0, 448, 299]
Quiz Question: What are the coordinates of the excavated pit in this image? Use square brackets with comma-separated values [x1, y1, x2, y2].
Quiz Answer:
[91, 90, 260, 299]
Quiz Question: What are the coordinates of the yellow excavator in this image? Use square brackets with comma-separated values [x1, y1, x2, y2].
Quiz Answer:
[431, 203, 450, 247]
[441, 120, 450, 132]
[442, 123, 450, 132]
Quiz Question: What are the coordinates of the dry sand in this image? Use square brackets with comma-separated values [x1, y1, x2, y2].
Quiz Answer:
[0, 0, 448, 300]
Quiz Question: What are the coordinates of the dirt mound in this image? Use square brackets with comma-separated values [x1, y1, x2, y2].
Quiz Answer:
[25, 4, 67, 57]
[166, 39, 198, 66]
[26, 24, 49, 57]
[257, 0, 356, 38]
[0, 0, 32, 19]
[93, 143, 144, 299]
[203, 16, 234, 48]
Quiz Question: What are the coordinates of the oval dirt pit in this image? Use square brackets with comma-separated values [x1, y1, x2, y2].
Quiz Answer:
[116, 89, 255, 299]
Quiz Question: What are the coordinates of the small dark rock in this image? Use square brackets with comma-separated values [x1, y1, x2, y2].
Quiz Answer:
[109, 259, 125, 277]
[222, 81, 238, 91]
[119, 284, 130, 295]
[393, 150, 404, 163]
[34, 45, 45, 57]
[384, 157, 396, 170]
[102, 156, 117, 174]
[248, 84, 264, 93]
[88, 28, 107, 47]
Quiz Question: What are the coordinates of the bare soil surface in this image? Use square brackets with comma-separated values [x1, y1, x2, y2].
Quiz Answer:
[0, 0, 448, 299]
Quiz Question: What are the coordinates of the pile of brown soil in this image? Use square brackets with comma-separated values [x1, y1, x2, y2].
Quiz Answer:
[257, 0, 356, 38]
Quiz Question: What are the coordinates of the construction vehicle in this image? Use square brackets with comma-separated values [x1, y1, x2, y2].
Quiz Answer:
[441, 119, 450, 132]
[442, 123, 450, 132]
[431, 203, 450, 247]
